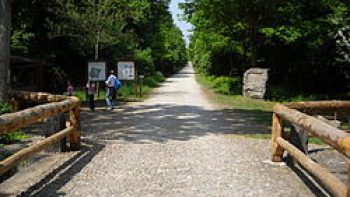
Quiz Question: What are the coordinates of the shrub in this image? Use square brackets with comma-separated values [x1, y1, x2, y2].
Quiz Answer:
[144, 72, 165, 87]
[0, 130, 29, 145]
[0, 103, 11, 114]
[211, 76, 242, 95]
[119, 84, 135, 97]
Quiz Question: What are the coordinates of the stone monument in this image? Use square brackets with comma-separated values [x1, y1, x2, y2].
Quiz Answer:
[242, 68, 269, 99]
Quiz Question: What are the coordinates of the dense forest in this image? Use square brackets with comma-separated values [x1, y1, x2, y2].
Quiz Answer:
[181, 0, 350, 99]
[9, 0, 187, 93]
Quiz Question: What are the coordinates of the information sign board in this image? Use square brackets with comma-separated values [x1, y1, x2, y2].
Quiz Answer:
[117, 61, 135, 80]
[88, 62, 106, 81]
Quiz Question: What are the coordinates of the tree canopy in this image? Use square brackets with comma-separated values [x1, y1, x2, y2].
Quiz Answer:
[182, 0, 350, 96]
[9, 0, 187, 92]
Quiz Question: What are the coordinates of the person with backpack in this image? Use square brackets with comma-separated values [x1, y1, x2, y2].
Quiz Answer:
[105, 70, 121, 110]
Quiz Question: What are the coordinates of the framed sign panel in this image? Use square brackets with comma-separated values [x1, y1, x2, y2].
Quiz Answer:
[118, 61, 135, 80]
[88, 62, 106, 81]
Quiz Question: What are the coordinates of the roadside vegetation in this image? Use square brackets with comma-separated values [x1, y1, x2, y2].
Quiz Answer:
[183, 0, 349, 144]
[196, 73, 327, 145]
[0, 104, 30, 152]
[10, 0, 187, 94]
[182, 0, 349, 100]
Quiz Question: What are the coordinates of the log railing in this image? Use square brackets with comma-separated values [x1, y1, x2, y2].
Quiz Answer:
[272, 101, 350, 197]
[0, 91, 81, 175]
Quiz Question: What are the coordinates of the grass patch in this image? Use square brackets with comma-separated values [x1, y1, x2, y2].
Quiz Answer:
[196, 73, 274, 111]
[308, 137, 324, 145]
[0, 130, 30, 146]
[196, 73, 274, 126]
[0, 103, 11, 114]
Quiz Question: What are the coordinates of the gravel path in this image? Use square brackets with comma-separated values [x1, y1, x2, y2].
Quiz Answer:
[24, 64, 318, 196]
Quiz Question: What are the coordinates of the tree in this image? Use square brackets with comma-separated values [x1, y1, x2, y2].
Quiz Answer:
[9, 0, 187, 88]
[52, 0, 128, 60]
[0, 0, 11, 103]
[183, 0, 350, 95]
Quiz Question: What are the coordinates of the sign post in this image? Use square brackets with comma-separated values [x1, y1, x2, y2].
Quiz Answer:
[117, 61, 135, 80]
[117, 61, 135, 96]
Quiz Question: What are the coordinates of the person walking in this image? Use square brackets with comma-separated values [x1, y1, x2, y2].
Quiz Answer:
[105, 70, 117, 110]
[86, 81, 96, 111]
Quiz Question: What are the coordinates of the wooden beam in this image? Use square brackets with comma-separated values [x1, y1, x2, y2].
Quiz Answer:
[0, 99, 77, 134]
[277, 137, 346, 197]
[69, 106, 81, 150]
[11, 91, 77, 103]
[285, 101, 350, 113]
[273, 103, 350, 158]
[271, 113, 284, 162]
[348, 161, 350, 197]
[0, 127, 73, 175]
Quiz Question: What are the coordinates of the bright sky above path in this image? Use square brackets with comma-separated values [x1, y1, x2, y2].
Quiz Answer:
[169, 0, 193, 46]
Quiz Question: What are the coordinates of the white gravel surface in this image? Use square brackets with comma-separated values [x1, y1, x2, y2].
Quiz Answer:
[13, 64, 320, 196]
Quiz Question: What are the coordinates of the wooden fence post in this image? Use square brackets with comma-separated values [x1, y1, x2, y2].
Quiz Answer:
[60, 113, 68, 152]
[69, 105, 81, 150]
[272, 113, 284, 162]
[348, 161, 350, 197]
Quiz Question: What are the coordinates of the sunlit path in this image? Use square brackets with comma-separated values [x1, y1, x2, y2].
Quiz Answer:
[25, 63, 315, 196]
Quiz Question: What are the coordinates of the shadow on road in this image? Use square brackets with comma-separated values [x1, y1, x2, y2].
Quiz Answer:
[80, 104, 270, 144]
[19, 139, 105, 196]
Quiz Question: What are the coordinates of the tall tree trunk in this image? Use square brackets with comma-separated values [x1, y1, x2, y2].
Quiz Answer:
[94, 30, 100, 60]
[0, 0, 11, 103]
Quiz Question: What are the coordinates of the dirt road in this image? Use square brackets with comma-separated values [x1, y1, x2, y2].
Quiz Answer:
[18, 64, 318, 196]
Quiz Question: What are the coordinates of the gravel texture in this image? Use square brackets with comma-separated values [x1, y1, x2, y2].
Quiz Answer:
[2, 63, 336, 196]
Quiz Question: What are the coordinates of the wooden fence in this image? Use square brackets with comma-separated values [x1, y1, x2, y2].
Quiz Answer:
[0, 91, 81, 175]
[271, 101, 350, 197]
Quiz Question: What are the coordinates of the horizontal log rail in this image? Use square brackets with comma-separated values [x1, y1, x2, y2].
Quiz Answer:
[273, 103, 350, 158]
[11, 91, 68, 103]
[0, 99, 74, 133]
[277, 137, 347, 197]
[285, 100, 350, 113]
[0, 126, 73, 175]
[0, 91, 80, 176]
[271, 101, 350, 197]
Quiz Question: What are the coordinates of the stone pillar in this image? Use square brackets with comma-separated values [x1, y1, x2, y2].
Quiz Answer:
[242, 68, 269, 99]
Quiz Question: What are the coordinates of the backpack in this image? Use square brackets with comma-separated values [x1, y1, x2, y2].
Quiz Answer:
[114, 78, 122, 90]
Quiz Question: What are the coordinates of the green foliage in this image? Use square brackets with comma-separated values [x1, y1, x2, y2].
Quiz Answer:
[211, 76, 241, 95]
[0, 103, 11, 114]
[134, 48, 155, 75]
[10, 28, 35, 54]
[183, 0, 350, 97]
[0, 130, 30, 145]
[118, 84, 135, 98]
[11, 0, 187, 90]
[198, 75, 242, 95]
[144, 72, 165, 87]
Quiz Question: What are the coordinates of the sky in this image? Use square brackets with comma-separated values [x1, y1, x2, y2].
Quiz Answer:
[168, 0, 193, 46]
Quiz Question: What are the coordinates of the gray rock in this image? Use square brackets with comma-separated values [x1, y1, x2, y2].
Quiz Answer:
[243, 68, 269, 99]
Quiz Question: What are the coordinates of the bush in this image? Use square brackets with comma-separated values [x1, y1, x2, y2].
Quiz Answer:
[0, 103, 11, 114]
[211, 76, 242, 95]
[0, 130, 29, 145]
[144, 72, 165, 87]
[118, 84, 135, 97]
